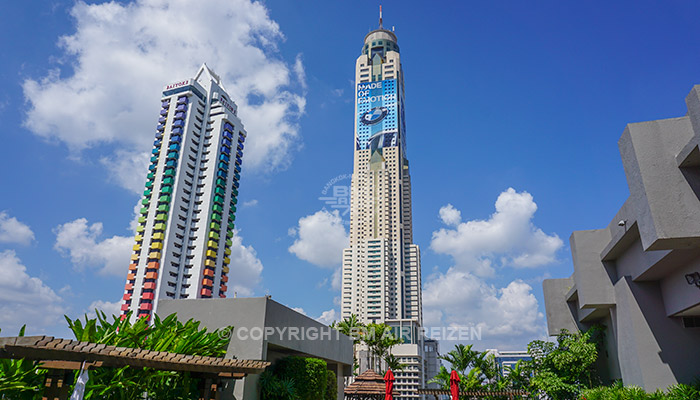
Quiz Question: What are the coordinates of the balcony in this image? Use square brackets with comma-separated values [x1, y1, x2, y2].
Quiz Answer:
[153, 222, 166, 231]
[224, 247, 231, 255]
[205, 259, 216, 268]
[143, 282, 156, 290]
[122, 293, 131, 301]
[133, 244, 141, 251]
[208, 231, 220, 240]
[142, 292, 154, 300]
[136, 225, 145, 233]
[222, 266, 230, 273]
[129, 263, 137, 271]
[220, 284, 228, 292]
[155, 213, 167, 221]
[158, 116, 166, 124]
[221, 275, 228, 283]
[223, 256, 230, 264]
[157, 204, 169, 213]
[139, 303, 153, 311]
[150, 242, 163, 250]
[160, 186, 172, 194]
[203, 268, 214, 277]
[148, 251, 161, 259]
[206, 249, 217, 258]
[127, 273, 135, 280]
[207, 240, 218, 249]
[200, 288, 212, 297]
[145, 271, 158, 280]
[137, 216, 146, 224]
[147, 261, 160, 270]
[202, 278, 214, 287]
[175, 104, 186, 112]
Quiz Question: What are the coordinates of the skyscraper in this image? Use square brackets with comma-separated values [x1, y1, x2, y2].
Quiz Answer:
[121, 64, 246, 321]
[341, 11, 431, 398]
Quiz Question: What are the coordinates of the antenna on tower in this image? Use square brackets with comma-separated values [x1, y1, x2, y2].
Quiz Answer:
[379, 5, 383, 29]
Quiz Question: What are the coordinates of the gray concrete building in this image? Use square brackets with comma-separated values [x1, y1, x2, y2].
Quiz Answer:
[158, 297, 353, 400]
[543, 85, 700, 391]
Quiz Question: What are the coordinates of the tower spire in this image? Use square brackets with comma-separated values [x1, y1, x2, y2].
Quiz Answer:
[379, 5, 383, 29]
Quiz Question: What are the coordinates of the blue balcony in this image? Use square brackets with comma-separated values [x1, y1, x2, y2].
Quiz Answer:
[177, 96, 188, 104]
[221, 146, 230, 155]
[238, 135, 245, 143]
[233, 180, 239, 189]
[169, 136, 181, 144]
[217, 170, 227, 179]
[219, 154, 229, 162]
[174, 111, 185, 120]
[173, 120, 184, 128]
[152, 148, 160, 154]
[237, 143, 244, 151]
[161, 100, 170, 107]
[234, 164, 241, 173]
[234, 172, 241, 181]
[149, 164, 157, 171]
[155, 131, 163, 140]
[223, 130, 232, 139]
[157, 124, 165, 131]
[236, 149, 243, 158]
[166, 160, 177, 168]
[168, 143, 180, 151]
[153, 139, 161, 147]
[222, 138, 231, 148]
[159, 109, 168, 116]
[224, 122, 234, 131]
[235, 156, 242, 165]
[158, 116, 166, 124]
[175, 104, 186, 112]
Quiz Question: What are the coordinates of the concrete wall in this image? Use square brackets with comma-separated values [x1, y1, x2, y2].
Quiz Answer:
[157, 297, 353, 400]
[543, 85, 700, 392]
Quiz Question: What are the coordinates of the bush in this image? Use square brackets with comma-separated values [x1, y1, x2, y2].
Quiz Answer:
[264, 356, 328, 400]
[325, 369, 337, 400]
[579, 381, 700, 400]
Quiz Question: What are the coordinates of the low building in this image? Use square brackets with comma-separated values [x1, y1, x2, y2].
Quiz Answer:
[543, 85, 700, 391]
[485, 349, 530, 376]
[158, 296, 353, 400]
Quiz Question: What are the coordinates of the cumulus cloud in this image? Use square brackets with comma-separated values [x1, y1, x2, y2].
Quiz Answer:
[87, 299, 122, 318]
[241, 199, 259, 208]
[0, 212, 35, 245]
[316, 309, 338, 326]
[288, 210, 349, 268]
[422, 268, 546, 348]
[439, 204, 462, 226]
[431, 188, 563, 277]
[54, 218, 132, 276]
[23, 0, 305, 194]
[227, 232, 263, 296]
[0, 250, 66, 334]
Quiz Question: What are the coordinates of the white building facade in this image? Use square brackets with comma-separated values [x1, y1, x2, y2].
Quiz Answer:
[341, 17, 434, 399]
[121, 65, 246, 321]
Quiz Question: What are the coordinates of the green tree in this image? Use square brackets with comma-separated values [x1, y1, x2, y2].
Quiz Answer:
[330, 314, 364, 373]
[527, 328, 600, 399]
[361, 323, 403, 372]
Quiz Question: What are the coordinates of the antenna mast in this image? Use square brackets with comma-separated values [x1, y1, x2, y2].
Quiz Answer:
[379, 5, 383, 29]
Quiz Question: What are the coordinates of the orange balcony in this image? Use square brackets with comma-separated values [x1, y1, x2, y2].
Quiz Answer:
[123, 293, 132, 301]
[219, 293, 226, 298]
[143, 282, 156, 290]
[145, 271, 158, 280]
[129, 263, 138, 271]
[203, 268, 214, 277]
[200, 288, 212, 297]
[147, 261, 160, 270]
[221, 275, 228, 283]
[202, 278, 214, 287]
[142, 292, 154, 300]
[220, 284, 228, 292]
[127, 273, 135, 280]
[125, 283, 133, 290]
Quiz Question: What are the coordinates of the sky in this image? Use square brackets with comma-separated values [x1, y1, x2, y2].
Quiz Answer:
[1, 0, 700, 351]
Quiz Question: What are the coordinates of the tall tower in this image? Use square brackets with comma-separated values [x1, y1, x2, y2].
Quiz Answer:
[121, 65, 246, 321]
[341, 11, 429, 399]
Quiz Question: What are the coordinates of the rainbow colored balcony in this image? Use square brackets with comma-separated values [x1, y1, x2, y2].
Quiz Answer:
[222, 266, 230, 274]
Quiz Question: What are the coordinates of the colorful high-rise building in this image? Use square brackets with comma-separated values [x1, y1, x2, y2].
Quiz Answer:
[341, 10, 433, 399]
[121, 64, 246, 321]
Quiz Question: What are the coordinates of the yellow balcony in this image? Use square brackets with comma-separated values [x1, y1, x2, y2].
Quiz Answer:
[132, 244, 141, 251]
[134, 234, 143, 242]
[223, 256, 230, 265]
[204, 259, 216, 268]
[150, 242, 163, 250]
[207, 240, 218, 249]
[153, 232, 165, 240]
[130, 254, 138, 261]
[222, 266, 230, 274]
[224, 248, 231, 256]
[206, 250, 217, 258]
[148, 251, 161, 259]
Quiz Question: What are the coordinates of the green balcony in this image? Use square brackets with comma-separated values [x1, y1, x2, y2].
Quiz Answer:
[215, 187, 225, 196]
[212, 204, 223, 213]
[226, 238, 232, 247]
[155, 214, 167, 221]
[228, 221, 235, 230]
[230, 197, 237, 205]
[210, 222, 221, 231]
[162, 177, 174, 185]
[154, 222, 166, 231]
[161, 186, 172, 194]
[157, 204, 169, 212]
[226, 230, 233, 238]
[145, 181, 154, 188]
[136, 225, 145, 233]
[140, 207, 148, 215]
[213, 195, 224, 205]
[229, 205, 237, 213]
[164, 169, 175, 177]
[232, 188, 239, 196]
[212, 213, 222, 222]
[209, 231, 220, 240]
[158, 194, 171, 203]
[147, 172, 155, 180]
[216, 178, 226, 188]
[141, 198, 150, 206]
[138, 216, 146, 223]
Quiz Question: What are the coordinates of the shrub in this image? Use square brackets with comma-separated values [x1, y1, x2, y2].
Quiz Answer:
[325, 369, 337, 400]
[267, 356, 328, 400]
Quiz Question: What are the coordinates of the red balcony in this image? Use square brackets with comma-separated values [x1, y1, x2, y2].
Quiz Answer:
[142, 292, 154, 300]
[143, 282, 156, 290]
[120, 303, 130, 311]
[125, 283, 133, 291]
[221, 275, 228, 283]
[139, 303, 153, 311]
[122, 293, 132, 301]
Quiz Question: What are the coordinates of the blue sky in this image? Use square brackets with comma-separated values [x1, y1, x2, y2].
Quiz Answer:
[1, 0, 700, 350]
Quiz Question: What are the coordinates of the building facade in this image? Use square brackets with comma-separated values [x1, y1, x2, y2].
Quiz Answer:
[543, 85, 700, 391]
[484, 349, 530, 377]
[121, 65, 246, 320]
[340, 14, 434, 399]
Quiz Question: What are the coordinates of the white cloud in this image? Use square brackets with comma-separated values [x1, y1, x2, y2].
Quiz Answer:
[23, 0, 306, 194]
[54, 218, 132, 276]
[292, 307, 306, 315]
[422, 268, 546, 348]
[226, 232, 263, 296]
[316, 309, 338, 326]
[87, 299, 122, 318]
[288, 210, 349, 268]
[438, 204, 461, 226]
[241, 199, 259, 208]
[100, 150, 149, 195]
[0, 250, 66, 334]
[431, 188, 563, 277]
[0, 212, 35, 245]
[331, 267, 342, 290]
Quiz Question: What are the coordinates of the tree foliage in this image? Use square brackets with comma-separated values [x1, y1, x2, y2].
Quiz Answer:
[0, 326, 46, 399]
[330, 315, 404, 374]
[260, 356, 330, 400]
